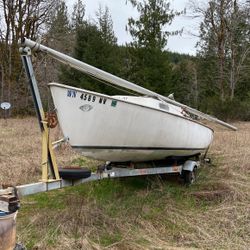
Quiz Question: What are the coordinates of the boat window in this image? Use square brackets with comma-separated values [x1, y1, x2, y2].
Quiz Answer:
[159, 103, 169, 111]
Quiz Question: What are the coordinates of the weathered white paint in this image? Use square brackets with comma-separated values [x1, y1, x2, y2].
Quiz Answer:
[49, 83, 213, 162]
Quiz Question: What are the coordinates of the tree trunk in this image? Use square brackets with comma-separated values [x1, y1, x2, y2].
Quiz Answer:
[218, 0, 227, 102]
[230, 44, 236, 100]
[0, 64, 4, 102]
[218, 45, 225, 101]
[193, 66, 198, 108]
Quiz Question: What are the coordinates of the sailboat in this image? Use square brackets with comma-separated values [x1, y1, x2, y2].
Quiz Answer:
[22, 38, 237, 162]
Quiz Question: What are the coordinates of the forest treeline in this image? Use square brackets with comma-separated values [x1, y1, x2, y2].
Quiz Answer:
[0, 0, 250, 120]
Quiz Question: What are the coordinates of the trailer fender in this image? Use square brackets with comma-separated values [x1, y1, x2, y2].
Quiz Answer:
[182, 160, 198, 172]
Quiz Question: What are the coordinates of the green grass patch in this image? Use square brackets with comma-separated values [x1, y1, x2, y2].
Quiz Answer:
[71, 156, 103, 171]
[99, 232, 123, 247]
[17, 163, 225, 249]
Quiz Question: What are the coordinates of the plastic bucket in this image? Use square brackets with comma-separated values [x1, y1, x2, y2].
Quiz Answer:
[0, 211, 17, 250]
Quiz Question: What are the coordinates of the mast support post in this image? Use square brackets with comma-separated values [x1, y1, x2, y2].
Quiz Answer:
[19, 47, 60, 182]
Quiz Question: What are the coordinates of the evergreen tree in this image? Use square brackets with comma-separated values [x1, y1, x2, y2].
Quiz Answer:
[60, 22, 103, 91]
[71, 0, 85, 31]
[95, 6, 119, 77]
[171, 59, 199, 107]
[60, 6, 120, 95]
[97, 6, 117, 45]
[43, 0, 71, 84]
[127, 0, 181, 95]
[128, 0, 179, 50]
[46, 0, 71, 53]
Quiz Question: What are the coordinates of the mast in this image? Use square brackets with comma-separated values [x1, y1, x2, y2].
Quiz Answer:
[21, 38, 237, 131]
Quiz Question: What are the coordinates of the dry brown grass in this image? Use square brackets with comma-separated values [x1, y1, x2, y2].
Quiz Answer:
[0, 117, 92, 185]
[1, 118, 250, 249]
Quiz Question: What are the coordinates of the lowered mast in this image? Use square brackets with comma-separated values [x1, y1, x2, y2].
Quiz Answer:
[21, 38, 237, 131]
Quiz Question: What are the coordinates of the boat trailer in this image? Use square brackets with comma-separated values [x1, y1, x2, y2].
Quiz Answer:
[0, 159, 201, 250]
[0, 43, 204, 249]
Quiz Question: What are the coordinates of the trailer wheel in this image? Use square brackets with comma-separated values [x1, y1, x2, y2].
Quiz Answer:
[183, 168, 196, 185]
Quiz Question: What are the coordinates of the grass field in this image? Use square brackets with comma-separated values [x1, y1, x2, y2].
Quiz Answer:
[0, 118, 249, 249]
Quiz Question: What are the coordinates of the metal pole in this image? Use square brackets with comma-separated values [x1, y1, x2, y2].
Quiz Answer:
[4, 107, 6, 120]
[19, 47, 60, 181]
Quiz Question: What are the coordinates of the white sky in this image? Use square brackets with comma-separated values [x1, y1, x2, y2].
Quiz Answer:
[67, 0, 202, 55]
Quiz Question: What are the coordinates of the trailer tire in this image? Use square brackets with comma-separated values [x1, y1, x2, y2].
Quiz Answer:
[183, 168, 196, 185]
[59, 167, 91, 180]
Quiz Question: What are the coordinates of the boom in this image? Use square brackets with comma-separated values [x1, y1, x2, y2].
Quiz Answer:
[21, 38, 237, 131]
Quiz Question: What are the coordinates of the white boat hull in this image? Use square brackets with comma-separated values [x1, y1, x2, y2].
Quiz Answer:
[49, 83, 214, 162]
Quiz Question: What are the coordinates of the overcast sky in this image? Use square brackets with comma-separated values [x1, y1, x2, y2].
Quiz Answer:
[67, 0, 202, 55]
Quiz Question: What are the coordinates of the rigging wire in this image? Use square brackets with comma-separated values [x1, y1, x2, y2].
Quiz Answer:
[86, 73, 138, 96]
[39, 51, 137, 96]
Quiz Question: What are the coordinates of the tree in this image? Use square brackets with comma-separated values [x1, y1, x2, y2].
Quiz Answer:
[127, 0, 179, 50]
[188, 0, 250, 119]
[46, 0, 71, 53]
[60, 6, 120, 95]
[198, 0, 229, 101]
[227, 0, 250, 99]
[126, 0, 181, 94]
[171, 59, 199, 107]
[96, 5, 117, 45]
[193, 0, 250, 101]
[0, 0, 58, 115]
[71, 0, 85, 31]
[34, 0, 72, 102]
